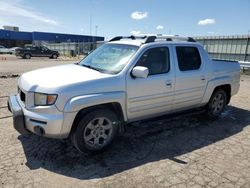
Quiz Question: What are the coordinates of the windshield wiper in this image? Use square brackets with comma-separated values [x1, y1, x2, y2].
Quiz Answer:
[81, 64, 103, 72]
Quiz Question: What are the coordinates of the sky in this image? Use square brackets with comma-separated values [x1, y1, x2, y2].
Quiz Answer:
[0, 0, 250, 39]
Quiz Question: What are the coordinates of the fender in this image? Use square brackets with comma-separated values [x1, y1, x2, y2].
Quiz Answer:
[63, 91, 127, 121]
[201, 75, 233, 104]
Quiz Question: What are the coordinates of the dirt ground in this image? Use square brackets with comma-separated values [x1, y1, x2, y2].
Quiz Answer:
[1, 56, 250, 188]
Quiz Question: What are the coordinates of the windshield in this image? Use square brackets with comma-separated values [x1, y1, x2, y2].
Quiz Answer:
[79, 43, 139, 74]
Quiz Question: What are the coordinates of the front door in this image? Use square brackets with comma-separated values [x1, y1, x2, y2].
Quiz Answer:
[40, 46, 50, 57]
[126, 46, 175, 121]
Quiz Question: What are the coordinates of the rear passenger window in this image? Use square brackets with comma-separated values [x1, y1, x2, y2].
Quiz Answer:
[176, 47, 201, 71]
[136, 47, 170, 75]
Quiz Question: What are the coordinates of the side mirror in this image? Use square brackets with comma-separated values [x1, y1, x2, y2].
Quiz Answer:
[132, 66, 149, 78]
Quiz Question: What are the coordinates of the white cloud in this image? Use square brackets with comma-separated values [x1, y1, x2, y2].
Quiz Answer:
[130, 30, 141, 35]
[156, 25, 164, 30]
[0, 1, 58, 26]
[198, 18, 216, 26]
[207, 31, 215, 35]
[131, 11, 148, 20]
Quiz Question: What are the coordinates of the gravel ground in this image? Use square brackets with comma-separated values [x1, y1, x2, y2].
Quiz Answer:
[1, 57, 250, 188]
[0, 54, 75, 76]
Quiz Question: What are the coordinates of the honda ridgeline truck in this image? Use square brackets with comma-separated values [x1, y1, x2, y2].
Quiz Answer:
[8, 35, 240, 153]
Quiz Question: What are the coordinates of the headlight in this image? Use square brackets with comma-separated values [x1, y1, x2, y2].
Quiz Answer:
[34, 93, 57, 106]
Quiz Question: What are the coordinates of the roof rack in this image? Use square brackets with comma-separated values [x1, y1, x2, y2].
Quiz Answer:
[109, 35, 147, 42]
[109, 35, 196, 44]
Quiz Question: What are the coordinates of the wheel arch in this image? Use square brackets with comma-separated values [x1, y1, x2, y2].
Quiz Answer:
[212, 84, 231, 104]
[202, 76, 232, 105]
[69, 102, 125, 137]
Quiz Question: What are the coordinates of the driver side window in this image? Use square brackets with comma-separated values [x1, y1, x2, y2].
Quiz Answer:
[41, 47, 47, 51]
[136, 47, 170, 75]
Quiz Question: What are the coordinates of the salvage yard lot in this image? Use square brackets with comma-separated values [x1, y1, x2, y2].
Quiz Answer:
[1, 57, 250, 188]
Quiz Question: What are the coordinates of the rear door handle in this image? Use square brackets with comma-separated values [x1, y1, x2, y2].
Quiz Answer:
[201, 76, 206, 81]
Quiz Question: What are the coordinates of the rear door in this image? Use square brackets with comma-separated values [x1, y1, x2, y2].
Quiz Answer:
[29, 46, 40, 57]
[173, 45, 208, 111]
[126, 46, 175, 121]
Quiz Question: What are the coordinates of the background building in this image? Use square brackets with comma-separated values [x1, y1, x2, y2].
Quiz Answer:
[0, 28, 104, 48]
[3, 26, 19, 31]
[1, 26, 249, 61]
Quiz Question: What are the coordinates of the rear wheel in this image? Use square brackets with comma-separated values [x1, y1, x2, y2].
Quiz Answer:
[207, 89, 227, 118]
[24, 54, 31, 59]
[71, 109, 119, 153]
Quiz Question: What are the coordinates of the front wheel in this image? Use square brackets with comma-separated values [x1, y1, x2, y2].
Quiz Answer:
[71, 109, 119, 153]
[207, 89, 227, 118]
[51, 54, 58, 59]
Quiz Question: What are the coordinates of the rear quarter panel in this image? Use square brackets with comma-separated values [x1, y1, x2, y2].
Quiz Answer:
[201, 60, 240, 104]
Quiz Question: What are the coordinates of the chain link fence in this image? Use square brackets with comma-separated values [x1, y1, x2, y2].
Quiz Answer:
[42, 41, 105, 57]
[195, 35, 250, 62]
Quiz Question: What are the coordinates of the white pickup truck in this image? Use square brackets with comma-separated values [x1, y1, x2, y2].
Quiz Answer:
[8, 35, 240, 153]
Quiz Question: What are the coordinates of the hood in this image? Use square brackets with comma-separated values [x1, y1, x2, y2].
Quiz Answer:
[52, 50, 59, 54]
[19, 64, 111, 92]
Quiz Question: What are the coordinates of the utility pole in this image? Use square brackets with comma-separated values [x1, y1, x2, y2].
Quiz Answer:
[90, 13, 92, 36]
[95, 25, 98, 36]
[89, 0, 92, 36]
[89, 0, 93, 45]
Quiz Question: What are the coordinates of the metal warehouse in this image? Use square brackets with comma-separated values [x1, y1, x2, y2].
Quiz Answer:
[0, 29, 104, 48]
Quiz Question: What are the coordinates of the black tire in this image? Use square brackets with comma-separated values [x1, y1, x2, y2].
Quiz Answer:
[52, 54, 58, 59]
[71, 109, 119, 153]
[24, 54, 31, 59]
[207, 89, 227, 118]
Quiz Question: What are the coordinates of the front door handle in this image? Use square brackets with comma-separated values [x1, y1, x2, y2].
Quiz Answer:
[165, 80, 172, 87]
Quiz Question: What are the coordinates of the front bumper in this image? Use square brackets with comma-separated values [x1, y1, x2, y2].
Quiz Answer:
[15, 52, 21, 57]
[8, 95, 30, 135]
[7, 95, 70, 138]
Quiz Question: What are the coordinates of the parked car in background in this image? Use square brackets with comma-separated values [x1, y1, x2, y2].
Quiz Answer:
[8, 35, 240, 153]
[9, 47, 22, 55]
[15, 45, 59, 59]
[0, 45, 11, 54]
